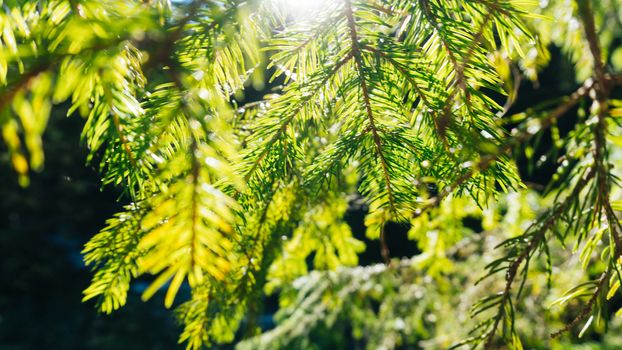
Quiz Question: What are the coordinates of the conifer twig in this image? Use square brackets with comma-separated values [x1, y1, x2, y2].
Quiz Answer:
[548, 2, 621, 337]
[419, 0, 493, 141]
[243, 53, 354, 182]
[484, 169, 594, 347]
[413, 79, 593, 220]
[362, 44, 445, 140]
[550, 269, 608, 338]
[345, 0, 394, 264]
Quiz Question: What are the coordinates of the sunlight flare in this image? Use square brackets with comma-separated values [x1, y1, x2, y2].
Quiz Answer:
[277, 0, 331, 19]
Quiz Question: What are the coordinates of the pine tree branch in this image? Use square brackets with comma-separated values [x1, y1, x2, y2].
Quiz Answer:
[369, 1, 402, 16]
[0, 34, 136, 113]
[474, 0, 514, 18]
[444, 10, 493, 129]
[418, 0, 462, 86]
[579, 0, 608, 92]
[243, 53, 353, 182]
[418, 0, 463, 140]
[413, 80, 592, 221]
[362, 45, 432, 106]
[362, 44, 444, 138]
[578, 0, 620, 253]
[418, 0, 500, 146]
[550, 269, 608, 338]
[551, 204, 622, 338]
[547, 0, 619, 339]
[345, 0, 394, 264]
[82, 202, 151, 313]
[345, 0, 396, 214]
[485, 169, 595, 347]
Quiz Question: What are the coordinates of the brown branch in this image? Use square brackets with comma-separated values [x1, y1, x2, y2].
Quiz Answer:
[579, 0, 622, 261]
[369, 1, 400, 16]
[550, 207, 622, 339]
[485, 237, 543, 347]
[551, 269, 608, 338]
[578, 0, 619, 253]
[345, 0, 394, 264]
[549, 0, 620, 339]
[473, 0, 514, 18]
[578, 0, 608, 92]
[485, 169, 595, 347]
[379, 227, 391, 265]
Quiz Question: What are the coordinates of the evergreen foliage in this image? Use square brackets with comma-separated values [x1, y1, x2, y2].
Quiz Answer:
[2, 0, 622, 348]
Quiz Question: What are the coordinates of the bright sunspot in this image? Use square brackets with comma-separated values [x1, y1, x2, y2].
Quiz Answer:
[278, 0, 331, 19]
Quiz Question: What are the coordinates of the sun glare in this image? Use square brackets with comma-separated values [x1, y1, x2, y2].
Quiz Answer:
[279, 0, 331, 19]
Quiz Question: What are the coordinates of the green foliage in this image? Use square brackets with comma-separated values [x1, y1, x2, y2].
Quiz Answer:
[2, 0, 622, 349]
